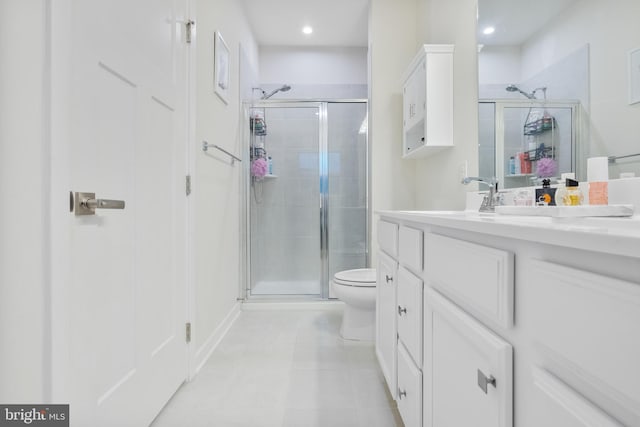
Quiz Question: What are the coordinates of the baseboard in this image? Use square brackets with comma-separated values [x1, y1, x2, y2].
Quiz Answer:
[193, 302, 242, 375]
[241, 300, 344, 311]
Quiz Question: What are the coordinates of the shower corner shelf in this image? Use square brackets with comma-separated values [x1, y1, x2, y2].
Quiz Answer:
[254, 174, 277, 182]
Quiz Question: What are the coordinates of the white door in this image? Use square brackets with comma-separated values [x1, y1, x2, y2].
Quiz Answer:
[423, 288, 513, 427]
[50, 0, 189, 425]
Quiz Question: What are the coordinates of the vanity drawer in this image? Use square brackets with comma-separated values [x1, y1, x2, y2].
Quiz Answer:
[397, 342, 422, 427]
[397, 266, 423, 366]
[530, 367, 623, 427]
[523, 259, 640, 425]
[378, 220, 399, 258]
[399, 225, 423, 273]
[424, 232, 514, 329]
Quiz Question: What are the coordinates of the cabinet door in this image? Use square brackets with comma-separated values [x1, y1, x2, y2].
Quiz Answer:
[403, 59, 426, 131]
[397, 266, 423, 366]
[424, 288, 513, 427]
[398, 343, 423, 427]
[376, 251, 398, 398]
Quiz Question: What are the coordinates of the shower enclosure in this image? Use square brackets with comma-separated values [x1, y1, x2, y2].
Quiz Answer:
[479, 99, 581, 189]
[242, 100, 369, 299]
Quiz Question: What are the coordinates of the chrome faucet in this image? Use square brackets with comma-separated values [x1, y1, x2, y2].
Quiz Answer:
[462, 176, 499, 212]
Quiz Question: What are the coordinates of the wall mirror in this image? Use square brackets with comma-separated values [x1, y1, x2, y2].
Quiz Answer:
[477, 0, 640, 189]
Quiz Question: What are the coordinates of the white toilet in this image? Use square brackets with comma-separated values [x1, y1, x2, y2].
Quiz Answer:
[331, 268, 377, 341]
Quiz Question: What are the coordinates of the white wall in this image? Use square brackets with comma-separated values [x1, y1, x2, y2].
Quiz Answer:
[0, 0, 48, 402]
[478, 45, 521, 87]
[521, 0, 640, 177]
[258, 46, 367, 100]
[193, 0, 258, 367]
[260, 46, 367, 85]
[369, 0, 419, 264]
[413, 0, 480, 209]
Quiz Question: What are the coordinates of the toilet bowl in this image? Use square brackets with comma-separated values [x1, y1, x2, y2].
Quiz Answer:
[331, 268, 377, 341]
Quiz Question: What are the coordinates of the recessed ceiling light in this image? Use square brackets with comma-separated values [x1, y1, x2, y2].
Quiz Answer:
[302, 26, 313, 35]
[483, 26, 495, 35]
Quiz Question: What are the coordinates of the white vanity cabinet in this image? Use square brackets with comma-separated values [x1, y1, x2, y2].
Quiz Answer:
[376, 222, 424, 427]
[375, 211, 640, 427]
[402, 44, 454, 159]
[375, 220, 398, 397]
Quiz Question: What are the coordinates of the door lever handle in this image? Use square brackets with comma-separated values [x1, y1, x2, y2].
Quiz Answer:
[73, 192, 125, 215]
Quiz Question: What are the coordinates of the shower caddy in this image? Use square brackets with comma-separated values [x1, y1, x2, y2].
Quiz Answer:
[249, 107, 276, 180]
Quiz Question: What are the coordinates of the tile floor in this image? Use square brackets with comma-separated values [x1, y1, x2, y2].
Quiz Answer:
[151, 306, 403, 427]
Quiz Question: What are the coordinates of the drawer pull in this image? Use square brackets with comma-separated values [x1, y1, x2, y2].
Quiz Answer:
[477, 369, 496, 394]
[385, 275, 393, 283]
[398, 389, 407, 399]
[398, 306, 407, 316]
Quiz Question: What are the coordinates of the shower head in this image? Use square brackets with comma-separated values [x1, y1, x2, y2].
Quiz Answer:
[261, 84, 292, 99]
[506, 84, 536, 99]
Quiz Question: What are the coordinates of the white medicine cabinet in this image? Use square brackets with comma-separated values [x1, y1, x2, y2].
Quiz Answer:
[402, 44, 454, 158]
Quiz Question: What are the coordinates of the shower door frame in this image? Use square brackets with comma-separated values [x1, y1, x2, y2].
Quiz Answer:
[479, 99, 582, 188]
[241, 99, 370, 301]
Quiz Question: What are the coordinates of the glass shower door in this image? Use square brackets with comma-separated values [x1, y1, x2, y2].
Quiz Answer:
[247, 101, 369, 299]
[326, 102, 368, 297]
[250, 104, 322, 296]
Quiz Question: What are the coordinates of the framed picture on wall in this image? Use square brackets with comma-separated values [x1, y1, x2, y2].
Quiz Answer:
[214, 31, 230, 104]
[629, 47, 640, 105]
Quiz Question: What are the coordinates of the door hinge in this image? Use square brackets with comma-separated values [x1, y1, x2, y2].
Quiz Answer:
[186, 20, 195, 44]
[186, 322, 192, 343]
[185, 175, 191, 196]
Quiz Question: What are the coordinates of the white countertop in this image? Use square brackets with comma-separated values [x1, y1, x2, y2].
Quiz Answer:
[377, 210, 640, 259]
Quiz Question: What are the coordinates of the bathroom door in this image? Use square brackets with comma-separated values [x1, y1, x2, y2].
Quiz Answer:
[50, 0, 189, 425]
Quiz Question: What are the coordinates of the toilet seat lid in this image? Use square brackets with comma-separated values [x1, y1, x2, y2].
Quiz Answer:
[334, 268, 376, 286]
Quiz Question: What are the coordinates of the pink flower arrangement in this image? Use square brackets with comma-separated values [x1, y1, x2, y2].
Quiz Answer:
[251, 158, 268, 178]
[536, 157, 557, 177]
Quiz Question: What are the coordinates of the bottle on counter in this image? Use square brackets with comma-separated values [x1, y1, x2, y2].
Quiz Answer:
[558, 178, 583, 206]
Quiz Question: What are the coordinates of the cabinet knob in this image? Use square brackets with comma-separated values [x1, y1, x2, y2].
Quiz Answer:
[385, 275, 393, 283]
[398, 306, 407, 316]
[398, 389, 407, 399]
[477, 369, 497, 394]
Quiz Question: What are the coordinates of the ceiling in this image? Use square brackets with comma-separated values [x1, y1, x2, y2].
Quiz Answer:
[477, 0, 576, 46]
[240, 0, 370, 47]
